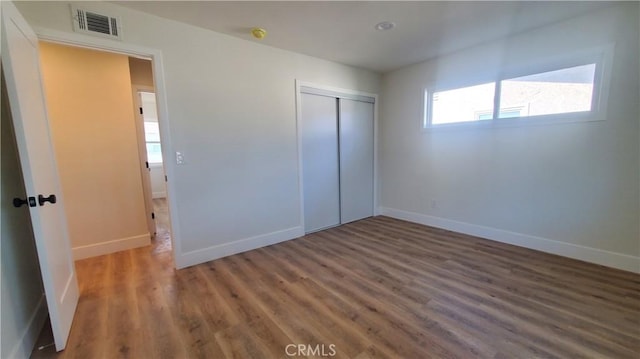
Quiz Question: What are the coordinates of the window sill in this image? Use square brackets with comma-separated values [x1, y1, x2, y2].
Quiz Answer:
[421, 111, 605, 132]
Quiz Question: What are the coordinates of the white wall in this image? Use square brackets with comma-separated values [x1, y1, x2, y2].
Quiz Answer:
[379, 3, 639, 272]
[15, 1, 380, 268]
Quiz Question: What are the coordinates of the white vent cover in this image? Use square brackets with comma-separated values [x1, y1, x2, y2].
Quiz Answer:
[71, 6, 122, 40]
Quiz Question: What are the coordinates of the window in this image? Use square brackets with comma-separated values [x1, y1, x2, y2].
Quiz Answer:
[431, 82, 495, 125]
[499, 63, 595, 119]
[424, 61, 602, 128]
[144, 122, 163, 163]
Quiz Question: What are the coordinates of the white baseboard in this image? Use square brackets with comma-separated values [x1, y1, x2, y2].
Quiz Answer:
[72, 233, 151, 260]
[8, 294, 48, 359]
[379, 207, 640, 273]
[175, 226, 304, 269]
[152, 191, 166, 199]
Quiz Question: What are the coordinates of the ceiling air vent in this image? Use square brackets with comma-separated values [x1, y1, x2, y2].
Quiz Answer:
[71, 7, 122, 40]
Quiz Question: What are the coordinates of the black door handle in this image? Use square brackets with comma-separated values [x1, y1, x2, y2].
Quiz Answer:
[38, 194, 57, 206]
[13, 196, 36, 208]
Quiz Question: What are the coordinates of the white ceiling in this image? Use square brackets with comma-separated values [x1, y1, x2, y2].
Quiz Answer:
[115, 1, 611, 73]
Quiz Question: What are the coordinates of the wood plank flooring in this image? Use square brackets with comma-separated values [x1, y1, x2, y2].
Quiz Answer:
[32, 211, 639, 358]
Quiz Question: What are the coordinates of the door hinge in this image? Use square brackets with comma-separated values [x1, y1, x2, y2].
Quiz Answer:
[145, 161, 149, 169]
[139, 107, 143, 115]
[151, 212, 155, 219]
[165, 175, 168, 182]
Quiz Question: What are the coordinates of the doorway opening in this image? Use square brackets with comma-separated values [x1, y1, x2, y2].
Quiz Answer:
[28, 42, 175, 357]
[36, 42, 174, 258]
[134, 85, 172, 254]
[3, 4, 178, 353]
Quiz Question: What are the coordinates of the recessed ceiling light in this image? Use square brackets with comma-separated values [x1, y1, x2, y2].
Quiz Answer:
[375, 21, 395, 31]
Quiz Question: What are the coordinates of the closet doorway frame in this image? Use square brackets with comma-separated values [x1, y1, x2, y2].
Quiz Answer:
[294, 80, 379, 231]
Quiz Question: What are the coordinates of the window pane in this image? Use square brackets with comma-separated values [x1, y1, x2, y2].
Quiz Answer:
[499, 63, 596, 118]
[144, 122, 160, 142]
[144, 121, 162, 163]
[146, 142, 163, 163]
[431, 82, 495, 125]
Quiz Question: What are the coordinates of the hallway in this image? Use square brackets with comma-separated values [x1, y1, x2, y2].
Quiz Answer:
[31, 198, 172, 358]
[151, 198, 172, 254]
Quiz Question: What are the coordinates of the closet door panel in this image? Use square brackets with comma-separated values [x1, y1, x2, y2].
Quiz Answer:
[301, 93, 340, 232]
[339, 99, 374, 223]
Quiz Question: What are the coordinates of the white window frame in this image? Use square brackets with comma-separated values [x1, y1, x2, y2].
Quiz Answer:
[422, 44, 613, 131]
[143, 122, 163, 164]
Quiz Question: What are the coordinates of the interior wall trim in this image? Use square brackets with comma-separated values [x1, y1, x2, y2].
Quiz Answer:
[72, 233, 151, 260]
[379, 207, 640, 273]
[299, 85, 375, 103]
[175, 226, 304, 269]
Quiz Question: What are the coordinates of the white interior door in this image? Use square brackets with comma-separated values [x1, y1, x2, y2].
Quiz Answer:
[139, 91, 167, 199]
[134, 89, 157, 237]
[339, 98, 375, 223]
[301, 93, 340, 233]
[1, 2, 79, 351]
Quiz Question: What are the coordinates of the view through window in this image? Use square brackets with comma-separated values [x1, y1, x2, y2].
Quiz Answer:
[427, 63, 597, 127]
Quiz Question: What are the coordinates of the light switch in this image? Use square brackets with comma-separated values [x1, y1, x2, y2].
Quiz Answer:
[176, 151, 185, 165]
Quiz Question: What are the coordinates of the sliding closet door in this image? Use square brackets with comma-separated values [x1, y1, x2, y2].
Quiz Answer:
[339, 98, 374, 223]
[301, 93, 341, 233]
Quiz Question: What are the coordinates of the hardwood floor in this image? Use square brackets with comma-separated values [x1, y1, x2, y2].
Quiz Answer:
[32, 211, 639, 358]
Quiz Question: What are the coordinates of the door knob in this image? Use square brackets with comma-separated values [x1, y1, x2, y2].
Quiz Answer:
[13, 196, 36, 208]
[38, 194, 57, 206]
